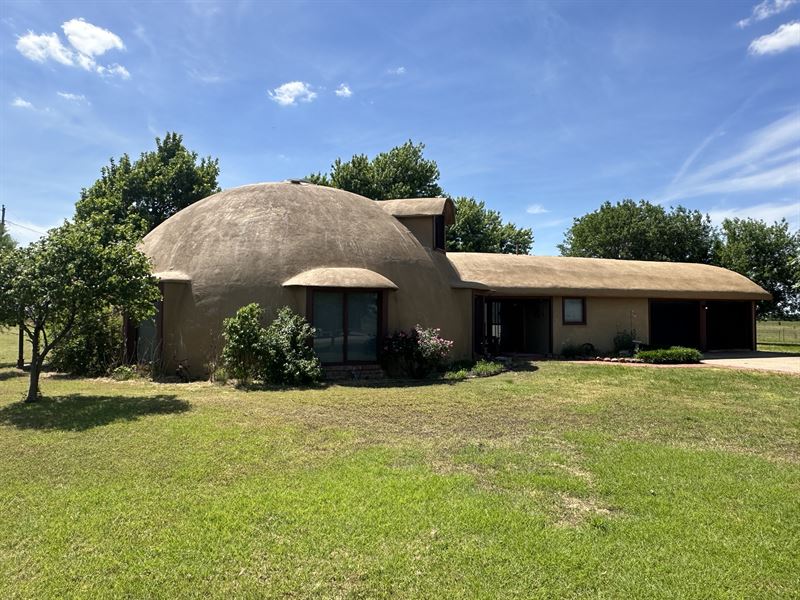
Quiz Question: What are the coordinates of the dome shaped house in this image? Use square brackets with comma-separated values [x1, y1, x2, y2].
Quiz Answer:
[134, 180, 770, 377]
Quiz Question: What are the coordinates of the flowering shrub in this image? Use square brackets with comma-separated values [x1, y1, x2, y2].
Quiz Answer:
[382, 325, 454, 378]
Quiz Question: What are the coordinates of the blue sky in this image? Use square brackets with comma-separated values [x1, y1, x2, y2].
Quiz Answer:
[1, 0, 799, 254]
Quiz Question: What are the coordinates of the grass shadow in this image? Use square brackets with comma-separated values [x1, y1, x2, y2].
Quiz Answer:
[0, 369, 26, 382]
[0, 394, 190, 431]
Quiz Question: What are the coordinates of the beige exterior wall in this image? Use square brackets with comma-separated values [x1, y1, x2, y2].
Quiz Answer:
[552, 296, 649, 353]
[396, 216, 434, 249]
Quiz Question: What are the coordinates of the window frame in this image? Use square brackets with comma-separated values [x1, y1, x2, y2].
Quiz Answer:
[307, 288, 385, 365]
[562, 297, 586, 325]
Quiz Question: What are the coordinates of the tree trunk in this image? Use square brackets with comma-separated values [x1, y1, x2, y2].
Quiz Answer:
[25, 332, 42, 403]
[17, 324, 24, 369]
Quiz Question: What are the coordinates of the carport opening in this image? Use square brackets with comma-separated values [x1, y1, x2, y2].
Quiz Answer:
[649, 299, 755, 352]
[706, 301, 753, 351]
[475, 298, 551, 355]
[649, 300, 701, 349]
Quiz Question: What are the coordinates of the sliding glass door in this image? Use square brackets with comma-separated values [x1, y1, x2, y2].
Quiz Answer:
[312, 290, 380, 364]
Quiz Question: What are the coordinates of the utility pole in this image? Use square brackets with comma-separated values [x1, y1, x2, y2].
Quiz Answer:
[1, 204, 5, 230]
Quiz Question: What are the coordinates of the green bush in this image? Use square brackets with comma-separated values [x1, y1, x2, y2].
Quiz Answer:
[261, 307, 322, 385]
[613, 330, 636, 354]
[50, 308, 123, 376]
[222, 304, 268, 383]
[443, 368, 469, 381]
[221, 304, 321, 385]
[471, 359, 504, 377]
[637, 346, 702, 364]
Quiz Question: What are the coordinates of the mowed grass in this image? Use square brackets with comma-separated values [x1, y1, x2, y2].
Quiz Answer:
[1, 331, 798, 598]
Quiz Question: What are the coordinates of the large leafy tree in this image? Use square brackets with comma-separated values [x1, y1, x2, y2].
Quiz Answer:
[75, 132, 220, 234]
[307, 140, 443, 200]
[308, 141, 533, 253]
[447, 197, 533, 254]
[0, 213, 160, 402]
[559, 199, 718, 263]
[715, 218, 800, 318]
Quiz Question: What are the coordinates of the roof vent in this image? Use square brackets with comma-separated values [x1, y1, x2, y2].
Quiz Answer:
[286, 178, 307, 185]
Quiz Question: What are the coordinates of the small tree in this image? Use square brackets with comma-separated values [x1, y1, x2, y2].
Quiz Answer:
[0, 214, 159, 402]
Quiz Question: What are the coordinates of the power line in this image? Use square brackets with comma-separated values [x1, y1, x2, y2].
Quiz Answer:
[5, 219, 47, 235]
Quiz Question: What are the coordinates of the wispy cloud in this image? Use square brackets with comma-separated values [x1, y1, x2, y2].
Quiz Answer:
[388, 66, 406, 75]
[748, 20, 800, 55]
[11, 96, 33, 109]
[708, 199, 800, 229]
[57, 91, 88, 102]
[335, 83, 352, 98]
[661, 111, 800, 203]
[16, 18, 129, 78]
[526, 204, 549, 215]
[268, 81, 316, 106]
[738, 0, 797, 28]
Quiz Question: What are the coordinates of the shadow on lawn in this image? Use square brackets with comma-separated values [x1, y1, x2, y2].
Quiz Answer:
[0, 369, 26, 382]
[0, 394, 190, 431]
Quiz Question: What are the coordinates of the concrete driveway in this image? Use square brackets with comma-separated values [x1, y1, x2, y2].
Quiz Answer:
[702, 351, 800, 375]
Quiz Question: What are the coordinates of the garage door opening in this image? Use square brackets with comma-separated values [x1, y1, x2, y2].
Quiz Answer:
[650, 300, 701, 349]
[649, 299, 755, 352]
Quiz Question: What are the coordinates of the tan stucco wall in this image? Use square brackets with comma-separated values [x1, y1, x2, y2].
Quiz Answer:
[552, 296, 649, 353]
[397, 216, 434, 249]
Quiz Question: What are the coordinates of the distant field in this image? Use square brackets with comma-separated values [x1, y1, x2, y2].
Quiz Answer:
[758, 321, 800, 348]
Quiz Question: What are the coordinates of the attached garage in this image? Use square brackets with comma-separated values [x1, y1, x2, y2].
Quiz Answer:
[649, 299, 755, 351]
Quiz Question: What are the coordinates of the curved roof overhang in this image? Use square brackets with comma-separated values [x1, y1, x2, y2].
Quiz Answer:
[283, 267, 399, 290]
[378, 197, 456, 226]
[153, 270, 192, 283]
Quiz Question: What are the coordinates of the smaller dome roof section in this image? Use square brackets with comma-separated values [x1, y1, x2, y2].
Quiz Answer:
[379, 197, 455, 226]
[283, 267, 398, 289]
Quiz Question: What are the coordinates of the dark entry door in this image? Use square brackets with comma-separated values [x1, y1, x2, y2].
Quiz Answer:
[482, 298, 551, 355]
[650, 300, 701, 348]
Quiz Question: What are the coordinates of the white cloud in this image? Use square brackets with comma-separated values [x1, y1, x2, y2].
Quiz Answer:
[335, 83, 352, 98]
[16, 31, 74, 65]
[388, 66, 406, 75]
[738, 0, 797, 28]
[708, 200, 800, 229]
[15, 19, 129, 79]
[11, 96, 33, 109]
[57, 91, 87, 102]
[268, 81, 316, 106]
[526, 204, 549, 215]
[748, 20, 800, 55]
[62, 18, 124, 57]
[661, 111, 800, 203]
[98, 63, 130, 79]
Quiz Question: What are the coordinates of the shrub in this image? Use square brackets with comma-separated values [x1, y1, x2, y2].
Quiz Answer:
[382, 325, 454, 378]
[261, 307, 322, 385]
[111, 365, 136, 381]
[636, 346, 702, 364]
[50, 308, 123, 376]
[221, 304, 322, 385]
[613, 330, 636, 354]
[443, 368, 469, 381]
[221, 303, 268, 383]
[471, 359, 504, 377]
[211, 367, 228, 384]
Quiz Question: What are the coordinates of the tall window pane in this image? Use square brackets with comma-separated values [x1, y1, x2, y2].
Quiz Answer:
[313, 292, 344, 363]
[347, 292, 379, 361]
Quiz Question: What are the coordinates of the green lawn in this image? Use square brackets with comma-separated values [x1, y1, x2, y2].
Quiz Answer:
[1, 330, 798, 598]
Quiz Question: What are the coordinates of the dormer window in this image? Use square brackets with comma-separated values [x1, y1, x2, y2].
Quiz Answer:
[377, 197, 455, 251]
[434, 215, 445, 250]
